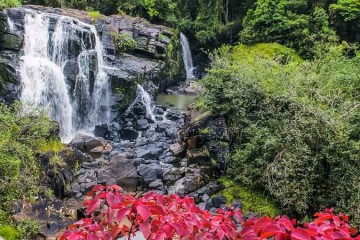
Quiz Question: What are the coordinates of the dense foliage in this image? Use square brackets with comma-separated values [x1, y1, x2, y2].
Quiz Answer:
[0, 0, 20, 9]
[0, 102, 59, 238]
[12, 0, 360, 55]
[240, 1, 338, 57]
[61, 185, 360, 240]
[200, 43, 360, 224]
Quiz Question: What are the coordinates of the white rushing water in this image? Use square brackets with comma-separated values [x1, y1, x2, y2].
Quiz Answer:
[5, 10, 15, 32]
[20, 11, 110, 143]
[137, 84, 156, 121]
[180, 33, 195, 79]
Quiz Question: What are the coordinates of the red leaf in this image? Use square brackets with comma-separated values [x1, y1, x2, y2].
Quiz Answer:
[278, 217, 295, 231]
[87, 233, 100, 240]
[86, 199, 101, 215]
[291, 228, 311, 240]
[260, 224, 283, 238]
[97, 232, 112, 240]
[106, 192, 117, 207]
[139, 222, 151, 239]
[137, 204, 150, 222]
[117, 208, 130, 222]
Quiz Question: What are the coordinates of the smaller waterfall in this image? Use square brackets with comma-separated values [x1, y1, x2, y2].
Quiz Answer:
[180, 33, 195, 79]
[137, 84, 156, 121]
[5, 11, 15, 31]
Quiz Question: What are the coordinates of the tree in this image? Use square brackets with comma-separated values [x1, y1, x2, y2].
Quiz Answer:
[330, 0, 360, 42]
[240, 0, 339, 57]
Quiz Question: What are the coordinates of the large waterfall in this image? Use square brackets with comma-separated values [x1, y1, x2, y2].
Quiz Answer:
[180, 33, 195, 79]
[19, 11, 110, 143]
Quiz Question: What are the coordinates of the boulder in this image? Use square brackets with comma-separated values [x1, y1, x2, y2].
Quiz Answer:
[148, 179, 164, 191]
[138, 163, 162, 185]
[162, 167, 182, 183]
[70, 134, 109, 153]
[165, 109, 181, 121]
[94, 124, 110, 138]
[3, 33, 23, 50]
[136, 119, 149, 130]
[169, 143, 184, 157]
[97, 155, 138, 191]
[211, 195, 227, 208]
[120, 128, 139, 141]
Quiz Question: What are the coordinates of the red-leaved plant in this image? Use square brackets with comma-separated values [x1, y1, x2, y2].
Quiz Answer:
[59, 185, 360, 240]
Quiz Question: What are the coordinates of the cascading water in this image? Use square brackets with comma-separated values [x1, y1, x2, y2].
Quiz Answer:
[5, 11, 15, 32]
[137, 84, 156, 121]
[19, 11, 110, 143]
[180, 33, 195, 79]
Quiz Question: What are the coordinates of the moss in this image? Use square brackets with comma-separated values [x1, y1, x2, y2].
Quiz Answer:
[199, 127, 210, 135]
[0, 225, 19, 240]
[219, 177, 280, 217]
[232, 43, 303, 63]
[36, 139, 64, 154]
[87, 10, 101, 21]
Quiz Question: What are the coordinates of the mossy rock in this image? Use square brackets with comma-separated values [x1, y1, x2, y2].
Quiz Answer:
[219, 177, 280, 217]
[0, 225, 19, 240]
[3, 33, 23, 50]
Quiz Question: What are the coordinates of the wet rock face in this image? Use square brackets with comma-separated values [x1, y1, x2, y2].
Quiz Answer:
[0, 6, 183, 109]
[0, 12, 22, 103]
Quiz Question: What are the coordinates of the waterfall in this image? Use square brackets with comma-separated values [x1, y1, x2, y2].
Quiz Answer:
[6, 14, 15, 32]
[180, 33, 195, 79]
[137, 84, 156, 121]
[19, 11, 110, 143]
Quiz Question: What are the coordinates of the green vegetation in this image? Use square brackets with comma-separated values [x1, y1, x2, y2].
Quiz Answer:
[112, 32, 137, 54]
[219, 178, 280, 217]
[201, 42, 360, 224]
[0, 102, 57, 238]
[240, 1, 338, 57]
[0, 0, 21, 9]
[87, 10, 101, 21]
[0, 225, 19, 240]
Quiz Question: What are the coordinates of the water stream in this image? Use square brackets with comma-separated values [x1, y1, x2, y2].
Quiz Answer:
[180, 33, 195, 79]
[19, 11, 110, 143]
[136, 84, 156, 121]
[5, 11, 15, 32]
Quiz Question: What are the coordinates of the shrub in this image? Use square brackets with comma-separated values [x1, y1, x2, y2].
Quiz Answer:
[0, 0, 21, 9]
[87, 10, 101, 21]
[200, 43, 360, 224]
[60, 185, 360, 239]
[0, 102, 57, 230]
[0, 226, 19, 240]
[111, 32, 137, 54]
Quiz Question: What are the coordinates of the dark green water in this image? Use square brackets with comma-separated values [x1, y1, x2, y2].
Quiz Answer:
[156, 94, 197, 111]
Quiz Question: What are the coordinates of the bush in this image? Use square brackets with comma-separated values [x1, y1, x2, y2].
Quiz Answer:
[60, 185, 360, 239]
[0, 102, 57, 226]
[111, 32, 137, 54]
[87, 10, 101, 21]
[200, 43, 360, 224]
[0, 0, 21, 9]
[0, 226, 19, 240]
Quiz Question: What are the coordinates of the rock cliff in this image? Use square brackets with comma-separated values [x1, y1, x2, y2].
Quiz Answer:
[0, 5, 184, 106]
